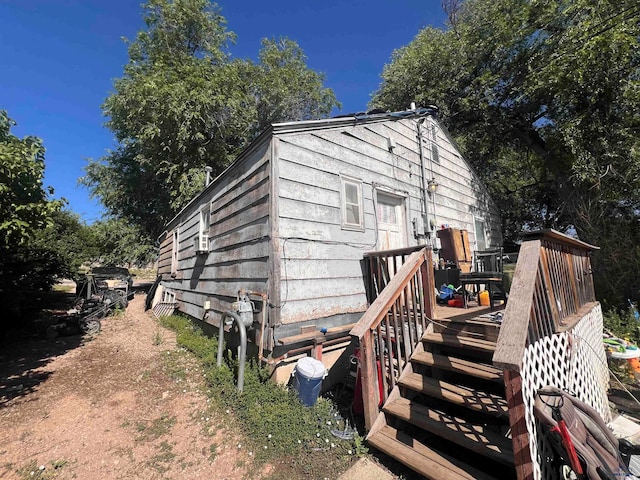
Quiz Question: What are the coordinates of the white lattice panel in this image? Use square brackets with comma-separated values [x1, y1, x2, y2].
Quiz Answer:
[520, 303, 609, 480]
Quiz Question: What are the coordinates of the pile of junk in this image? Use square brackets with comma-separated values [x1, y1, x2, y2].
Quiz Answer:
[46, 267, 134, 339]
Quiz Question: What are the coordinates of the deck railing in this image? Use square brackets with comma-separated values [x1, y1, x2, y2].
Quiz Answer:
[362, 245, 426, 304]
[351, 247, 435, 431]
[493, 230, 606, 480]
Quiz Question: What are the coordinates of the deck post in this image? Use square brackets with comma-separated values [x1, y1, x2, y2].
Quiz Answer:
[504, 369, 533, 480]
[360, 329, 379, 431]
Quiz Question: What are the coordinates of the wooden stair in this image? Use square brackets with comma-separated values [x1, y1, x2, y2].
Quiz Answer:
[366, 313, 515, 479]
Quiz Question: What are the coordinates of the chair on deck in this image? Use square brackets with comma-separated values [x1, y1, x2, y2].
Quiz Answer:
[459, 248, 508, 309]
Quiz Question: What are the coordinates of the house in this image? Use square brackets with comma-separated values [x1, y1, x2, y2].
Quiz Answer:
[155, 106, 502, 374]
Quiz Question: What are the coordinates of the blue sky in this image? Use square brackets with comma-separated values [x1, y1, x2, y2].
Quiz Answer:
[0, 0, 446, 223]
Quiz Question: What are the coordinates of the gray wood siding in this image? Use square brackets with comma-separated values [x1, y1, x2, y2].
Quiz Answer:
[159, 113, 501, 343]
[162, 139, 272, 327]
[273, 116, 500, 325]
[274, 121, 423, 325]
[157, 235, 173, 277]
[368, 119, 501, 248]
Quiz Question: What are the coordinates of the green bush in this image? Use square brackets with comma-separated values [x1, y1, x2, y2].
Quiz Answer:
[603, 306, 640, 344]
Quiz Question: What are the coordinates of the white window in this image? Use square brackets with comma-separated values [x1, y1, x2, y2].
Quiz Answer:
[474, 217, 487, 251]
[377, 201, 397, 226]
[197, 205, 210, 252]
[163, 289, 176, 303]
[341, 176, 364, 230]
[430, 122, 440, 164]
[171, 228, 179, 276]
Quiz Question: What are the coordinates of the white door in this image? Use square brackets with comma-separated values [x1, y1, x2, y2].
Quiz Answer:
[376, 192, 408, 251]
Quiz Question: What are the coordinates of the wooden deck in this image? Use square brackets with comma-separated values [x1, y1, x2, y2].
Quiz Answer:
[434, 302, 505, 321]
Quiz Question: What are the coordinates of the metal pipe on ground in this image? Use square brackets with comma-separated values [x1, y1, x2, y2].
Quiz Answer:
[216, 310, 247, 393]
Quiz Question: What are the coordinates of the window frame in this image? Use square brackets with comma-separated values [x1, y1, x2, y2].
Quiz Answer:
[340, 175, 365, 232]
[197, 205, 210, 253]
[430, 121, 440, 164]
[171, 227, 179, 276]
[474, 216, 488, 251]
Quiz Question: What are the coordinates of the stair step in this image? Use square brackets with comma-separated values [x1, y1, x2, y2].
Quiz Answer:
[422, 332, 497, 353]
[398, 372, 508, 417]
[433, 318, 501, 342]
[384, 397, 513, 466]
[412, 351, 503, 382]
[368, 424, 496, 480]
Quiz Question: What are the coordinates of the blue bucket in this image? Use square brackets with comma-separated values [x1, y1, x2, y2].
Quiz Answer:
[293, 357, 326, 407]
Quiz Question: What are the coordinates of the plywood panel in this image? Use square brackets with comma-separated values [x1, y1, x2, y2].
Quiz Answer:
[281, 257, 364, 280]
[279, 293, 367, 324]
[280, 276, 366, 302]
[278, 217, 377, 245]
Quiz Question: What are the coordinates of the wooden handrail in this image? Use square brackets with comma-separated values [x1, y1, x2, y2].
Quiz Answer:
[363, 245, 425, 305]
[493, 230, 600, 480]
[493, 230, 598, 371]
[351, 247, 435, 431]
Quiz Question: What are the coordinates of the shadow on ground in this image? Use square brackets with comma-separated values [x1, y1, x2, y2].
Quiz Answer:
[610, 386, 640, 418]
[0, 281, 156, 409]
[0, 290, 85, 408]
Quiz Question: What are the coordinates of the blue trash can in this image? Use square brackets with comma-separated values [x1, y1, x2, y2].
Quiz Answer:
[292, 357, 327, 407]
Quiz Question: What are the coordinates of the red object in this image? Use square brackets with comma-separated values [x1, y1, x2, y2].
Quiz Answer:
[447, 298, 464, 308]
[551, 419, 583, 475]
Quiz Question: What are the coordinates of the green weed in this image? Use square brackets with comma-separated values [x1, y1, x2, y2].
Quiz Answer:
[135, 413, 176, 441]
[152, 329, 164, 345]
[208, 443, 218, 462]
[15, 459, 69, 480]
[160, 314, 359, 478]
[147, 441, 175, 473]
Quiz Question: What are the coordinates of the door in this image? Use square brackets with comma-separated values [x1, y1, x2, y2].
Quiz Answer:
[376, 192, 408, 251]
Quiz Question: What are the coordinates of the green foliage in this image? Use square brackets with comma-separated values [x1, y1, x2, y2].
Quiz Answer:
[15, 459, 68, 480]
[0, 113, 87, 327]
[160, 314, 356, 477]
[32, 209, 98, 278]
[603, 307, 640, 345]
[0, 110, 63, 246]
[249, 37, 340, 137]
[372, 0, 640, 307]
[83, 0, 339, 239]
[87, 218, 157, 267]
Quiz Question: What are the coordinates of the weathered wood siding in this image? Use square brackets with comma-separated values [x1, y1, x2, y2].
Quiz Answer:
[273, 116, 500, 327]
[158, 113, 501, 345]
[376, 119, 501, 247]
[157, 235, 173, 277]
[160, 138, 272, 326]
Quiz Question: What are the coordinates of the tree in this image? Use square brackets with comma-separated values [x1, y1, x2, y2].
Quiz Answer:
[0, 110, 62, 245]
[0, 111, 67, 326]
[371, 0, 640, 306]
[83, 0, 339, 239]
[89, 218, 157, 267]
[249, 38, 340, 136]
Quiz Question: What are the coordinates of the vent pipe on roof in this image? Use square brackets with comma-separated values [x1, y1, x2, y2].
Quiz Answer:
[204, 166, 213, 187]
[409, 102, 416, 111]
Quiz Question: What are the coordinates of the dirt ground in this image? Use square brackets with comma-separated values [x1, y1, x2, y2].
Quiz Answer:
[0, 288, 261, 480]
